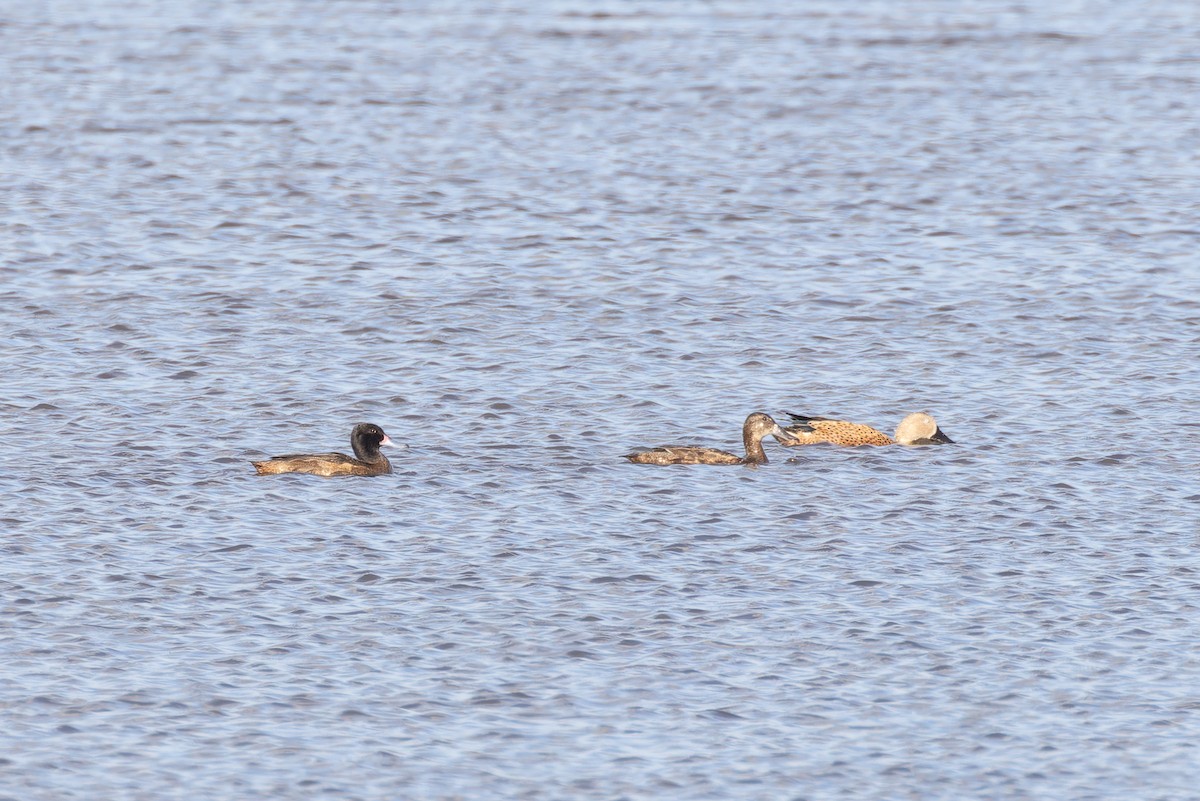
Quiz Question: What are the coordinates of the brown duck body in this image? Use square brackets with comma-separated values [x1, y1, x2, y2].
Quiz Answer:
[781, 412, 952, 447]
[624, 412, 790, 466]
[251, 423, 395, 477]
[624, 445, 746, 466]
[252, 452, 392, 476]
[781, 416, 895, 446]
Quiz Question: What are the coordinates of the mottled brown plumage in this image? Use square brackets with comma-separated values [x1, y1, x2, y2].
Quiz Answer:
[780, 412, 953, 448]
[624, 412, 791, 466]
[251, 423, 397, 476]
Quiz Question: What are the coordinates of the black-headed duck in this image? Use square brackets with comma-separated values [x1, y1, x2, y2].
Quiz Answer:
[251, 423, 398, 476]
[624, 412, 792, 465]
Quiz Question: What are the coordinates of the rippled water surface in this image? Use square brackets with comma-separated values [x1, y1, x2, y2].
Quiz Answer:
[3, 2, 1200, 799]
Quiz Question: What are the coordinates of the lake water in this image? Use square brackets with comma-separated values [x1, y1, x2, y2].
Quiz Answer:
[2, 2, 1199, 799]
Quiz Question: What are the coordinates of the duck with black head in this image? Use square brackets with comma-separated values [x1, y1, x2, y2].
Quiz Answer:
[251, 423, 399, 476]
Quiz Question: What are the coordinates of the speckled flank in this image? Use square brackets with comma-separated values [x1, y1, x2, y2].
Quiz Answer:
[252, 455, 391, 476]
[622, 446, 744, 465]
[786, 418, 895, 447]
[782, 412, 952, 447]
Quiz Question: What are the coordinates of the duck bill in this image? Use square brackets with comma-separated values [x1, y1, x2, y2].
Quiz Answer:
[772, 428, 802, 445]
[380, 435, 409, 450]
[930, 428, 954, 444]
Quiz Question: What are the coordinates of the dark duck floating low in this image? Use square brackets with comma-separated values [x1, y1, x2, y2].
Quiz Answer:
[624, 412, 792, 466]
[251, 422, 400, 477]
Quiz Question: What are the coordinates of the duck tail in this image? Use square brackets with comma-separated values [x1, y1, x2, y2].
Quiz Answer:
[783, 411, 823, 429]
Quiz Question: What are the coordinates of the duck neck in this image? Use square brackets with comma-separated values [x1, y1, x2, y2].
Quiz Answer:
[743, 430, 768, 464]
[352, 439, 383, 463]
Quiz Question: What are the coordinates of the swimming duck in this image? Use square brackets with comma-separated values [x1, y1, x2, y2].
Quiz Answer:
[780, 411, 953, 447]
[251, 423, 398, 476]
[624, 412, 792, 465]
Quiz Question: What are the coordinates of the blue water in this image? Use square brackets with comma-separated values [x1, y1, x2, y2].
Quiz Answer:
[2, 2, 1199, 799]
